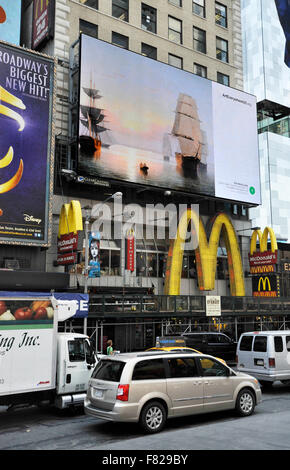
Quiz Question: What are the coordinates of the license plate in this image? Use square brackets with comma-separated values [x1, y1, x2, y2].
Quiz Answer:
[94, 388, 103, 398]
[256, 359, 264, 366]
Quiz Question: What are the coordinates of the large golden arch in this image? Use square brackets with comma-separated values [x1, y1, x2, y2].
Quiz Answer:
[164, 209, 245, 296]
[250, 227, 277, 254]
[58, 200, 83, 237]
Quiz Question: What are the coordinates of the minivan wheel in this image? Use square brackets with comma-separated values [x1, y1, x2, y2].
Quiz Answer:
[236, 388, 255, 417]
[140, 401, 167, 434]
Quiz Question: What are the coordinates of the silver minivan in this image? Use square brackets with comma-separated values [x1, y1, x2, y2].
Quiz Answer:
[237, 330, 290, 387]
[84, 351, 261, 433]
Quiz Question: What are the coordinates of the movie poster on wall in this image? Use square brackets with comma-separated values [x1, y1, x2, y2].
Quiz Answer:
[78, 35, 261, 205]
[0, 41, 55, 245]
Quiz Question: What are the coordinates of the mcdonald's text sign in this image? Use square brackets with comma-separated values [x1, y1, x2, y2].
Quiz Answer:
[249, 227, 278, 274]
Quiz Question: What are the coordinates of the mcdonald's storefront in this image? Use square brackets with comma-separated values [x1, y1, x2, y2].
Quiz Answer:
[50, 197, 290, 353]
[2, 192, 290, 353]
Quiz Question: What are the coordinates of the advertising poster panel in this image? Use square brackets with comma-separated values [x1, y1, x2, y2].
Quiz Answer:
[32, 0, 55, 50]
[0, 297, 55, 394]
[78, 35, 261, 205]
[0, 0, 21, 45]
[0, 41, 55, 246]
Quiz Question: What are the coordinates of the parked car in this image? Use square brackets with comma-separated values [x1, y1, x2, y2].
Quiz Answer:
[181, 332, 237, 361]
[84, 351, 261, 434]
[236, 330, 290, 387]
[146, 346, 227, 365]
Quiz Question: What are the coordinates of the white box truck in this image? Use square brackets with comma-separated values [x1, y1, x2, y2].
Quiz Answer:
[0, 293, 96, 410]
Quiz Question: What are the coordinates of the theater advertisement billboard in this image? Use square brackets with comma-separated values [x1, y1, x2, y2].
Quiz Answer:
[0, 41, 55, 246]
[78, 35, 260, 205]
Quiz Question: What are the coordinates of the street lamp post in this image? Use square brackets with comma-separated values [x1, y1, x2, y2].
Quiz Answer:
[236, 226, 261, 233]
[82, 192, 122, 334]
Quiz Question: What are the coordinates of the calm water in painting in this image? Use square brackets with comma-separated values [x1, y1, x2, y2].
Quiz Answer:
[78, 145, 215, 196]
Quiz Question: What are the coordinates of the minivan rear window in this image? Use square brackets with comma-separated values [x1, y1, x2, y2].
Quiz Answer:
[91, 360, 125, 382]
[253, 336, 267, 352]
[239, 336, 253, 351]
[132, 359, 166, 380]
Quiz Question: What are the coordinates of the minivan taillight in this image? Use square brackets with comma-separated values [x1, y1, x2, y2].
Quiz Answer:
[116, 384, 129, 401]
[269, 358, 275, 368]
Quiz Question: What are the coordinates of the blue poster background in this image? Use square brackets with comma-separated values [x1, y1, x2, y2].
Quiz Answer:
[0, 42, 54, 244]
[0, 0, 21, 46]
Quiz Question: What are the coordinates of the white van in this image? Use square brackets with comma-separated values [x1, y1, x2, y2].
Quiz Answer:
[236, 331, 290, 386]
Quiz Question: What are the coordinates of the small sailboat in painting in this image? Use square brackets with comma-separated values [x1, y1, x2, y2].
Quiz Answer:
[79, 80, 113, 154]
[139, 162, 149, 174]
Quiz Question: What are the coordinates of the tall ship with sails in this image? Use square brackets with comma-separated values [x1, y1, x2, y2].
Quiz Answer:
[79, 82, 112, 154]
[163, 93, 204, 172]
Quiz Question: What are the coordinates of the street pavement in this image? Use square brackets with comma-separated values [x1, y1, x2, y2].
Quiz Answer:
[0, 382, 289, 451]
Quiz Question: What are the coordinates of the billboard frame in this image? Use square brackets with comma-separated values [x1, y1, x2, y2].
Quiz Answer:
[0, 39, 56, 247]
[77, 34, 261, 206]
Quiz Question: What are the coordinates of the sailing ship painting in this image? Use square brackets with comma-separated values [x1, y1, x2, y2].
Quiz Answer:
[79, 80, 113, 155]
[163, 93, 205, 176]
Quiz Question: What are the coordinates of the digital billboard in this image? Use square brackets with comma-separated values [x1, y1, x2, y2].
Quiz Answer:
[0, 0, 21, 45]
[0, 41, 55, 246]
[78, 35, 261, 205]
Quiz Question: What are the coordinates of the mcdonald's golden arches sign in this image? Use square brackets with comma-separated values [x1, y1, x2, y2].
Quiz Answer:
[164, 209, 245, 296]
[57, 200, 83, 265]
[249, 227, 280, 297]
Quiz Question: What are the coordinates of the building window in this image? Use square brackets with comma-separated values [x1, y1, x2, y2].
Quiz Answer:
[193, 27, 206, 54]
[215, 2, 227, 28]
[168, 16, 182, 44]
[80, 0, 98, 9]
[141, 4, 157, 33]
[168, 53, 183, 69]
[112, 0, 129, 22]
[99, 240, 121, 276]
[241, 205, 248, 217]
[141, 43, 157, 59]
[194, 63, 207, 78]
[136, 237, 168, 278]
[112, 31, 129, 49]
[79, 19, 98, 38]
[217, 71, 229, 86]
[192, 0, 205, 18]
[169, 0, 182, 7]
[216, 37, 228, 62]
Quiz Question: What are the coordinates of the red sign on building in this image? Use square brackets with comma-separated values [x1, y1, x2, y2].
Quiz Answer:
[32, 0, 55, 50]
[57, 232, 79, 253]
[57, 252, 77, 265]
[248, 250, 278, 266]
[125, 233, 135, 272]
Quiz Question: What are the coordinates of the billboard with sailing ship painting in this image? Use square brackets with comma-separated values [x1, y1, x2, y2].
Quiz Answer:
[78, 34, 261, 205]
[0, 41, 55, 246]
